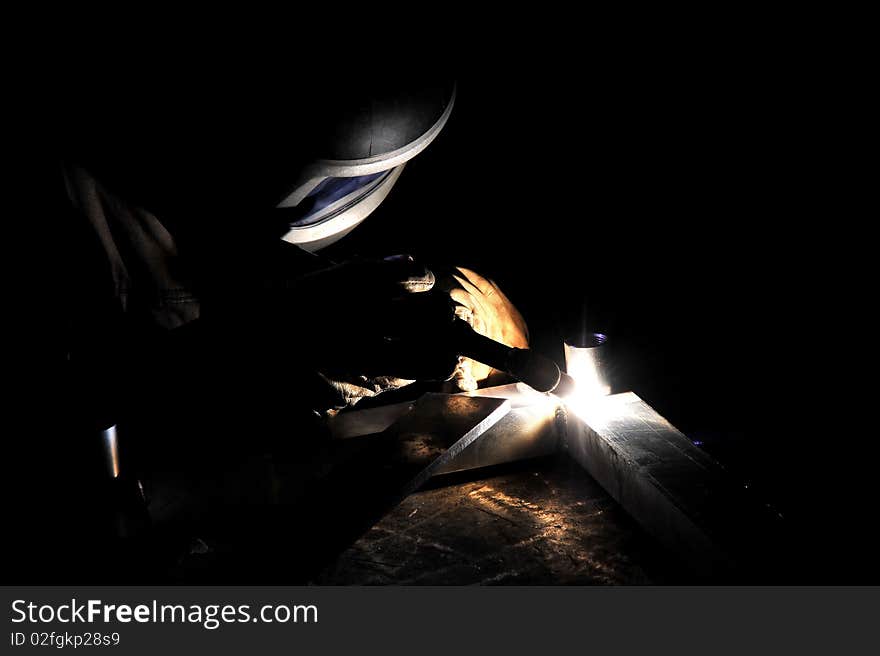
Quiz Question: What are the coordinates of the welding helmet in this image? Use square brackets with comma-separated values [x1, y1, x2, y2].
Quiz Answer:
[59, 77, 455, 254]
[276, 82, 456, 252]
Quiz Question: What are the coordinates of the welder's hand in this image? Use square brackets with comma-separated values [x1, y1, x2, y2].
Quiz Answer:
[274, 255, 459, 410]
[436, 267, 529, 391]
[293, 254, 437, 296]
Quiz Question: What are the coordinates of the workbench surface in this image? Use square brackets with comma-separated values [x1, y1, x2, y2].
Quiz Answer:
[316, 456, 686, 585]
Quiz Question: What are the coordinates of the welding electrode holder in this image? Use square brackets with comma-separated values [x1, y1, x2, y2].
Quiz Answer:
[448, 318, 575, 395]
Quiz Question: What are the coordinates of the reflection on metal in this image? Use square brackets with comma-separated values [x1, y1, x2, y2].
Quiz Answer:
[327, 401, 415, 440]
[564, 333, 611, 401]
[101, 424, 120, 479]
[387, 394, 511, 497]
[327, 385, 563, 476]
[462, 382, 555, 409]
[434, 397, 561, 475]
[561, 393, 760, 577]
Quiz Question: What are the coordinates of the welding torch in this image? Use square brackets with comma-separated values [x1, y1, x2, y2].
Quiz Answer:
[448, 318, 575, 396]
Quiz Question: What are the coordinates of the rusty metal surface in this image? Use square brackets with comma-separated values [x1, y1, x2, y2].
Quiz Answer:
[316, 458, 685, 585]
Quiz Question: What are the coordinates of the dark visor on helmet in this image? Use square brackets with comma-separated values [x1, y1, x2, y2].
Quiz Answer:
[284, 170, 392, 227]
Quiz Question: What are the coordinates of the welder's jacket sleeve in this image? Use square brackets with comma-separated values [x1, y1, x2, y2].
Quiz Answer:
[62, 164, 406, 416]
[64, 164, 202, 330]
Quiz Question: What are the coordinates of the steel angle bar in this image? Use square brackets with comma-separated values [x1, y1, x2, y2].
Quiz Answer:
[561, 393, 783, 578]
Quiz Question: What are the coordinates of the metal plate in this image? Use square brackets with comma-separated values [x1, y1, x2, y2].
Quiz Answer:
[384, 394, 511, 496]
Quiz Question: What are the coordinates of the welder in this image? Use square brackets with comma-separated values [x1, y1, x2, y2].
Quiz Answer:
[57, 77, 532, 484]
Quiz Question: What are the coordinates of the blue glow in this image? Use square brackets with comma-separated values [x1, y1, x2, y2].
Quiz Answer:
[289, 172, 388, 227]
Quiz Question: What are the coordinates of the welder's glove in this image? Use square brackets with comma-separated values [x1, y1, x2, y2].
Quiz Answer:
[272, 255, 460, 412]
[435, 267, 529, 391]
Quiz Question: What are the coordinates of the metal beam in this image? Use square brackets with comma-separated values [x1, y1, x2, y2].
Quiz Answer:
[561, 393, 781, 578]
[327, 386, 783, 579]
